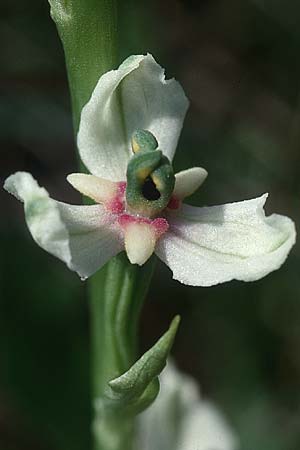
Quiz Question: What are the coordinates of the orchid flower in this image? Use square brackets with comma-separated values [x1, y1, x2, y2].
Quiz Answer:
[136, 361, 238, 450]
[4, 54, 296, 286]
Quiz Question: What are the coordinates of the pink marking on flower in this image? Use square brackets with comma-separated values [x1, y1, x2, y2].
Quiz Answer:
[108, 198, 124, 214]
[118, 214, 168, 237]
[167, 195, 181, 210]
[118, 213, 151, 227]
[106, 181, 127, 214]
[151, 218, 169, 237]
[118, 213, 169, 265]
[117, 181, 127, 196]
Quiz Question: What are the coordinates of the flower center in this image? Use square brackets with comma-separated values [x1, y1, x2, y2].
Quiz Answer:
[125, 129, 175, 218]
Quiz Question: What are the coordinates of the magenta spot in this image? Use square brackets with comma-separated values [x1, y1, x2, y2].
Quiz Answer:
[152, 218, 169, 236]
[167, 196, 181, 210]
[118, 214, 151, 228]
[108, 198, 124, 214]
[117, 181, 127, 195]
[106, 181, 126, 214]
[118, 214, 169, 238]
[118, 214, 137, 227]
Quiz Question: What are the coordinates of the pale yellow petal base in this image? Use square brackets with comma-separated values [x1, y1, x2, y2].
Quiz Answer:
[67, 173, 118, 204]
[173, 167, 208, 200]
[124, 222, 157, 266]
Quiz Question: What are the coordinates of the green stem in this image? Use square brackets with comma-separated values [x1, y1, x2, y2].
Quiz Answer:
[49, 1, 157, 449]
[89, 254, 155, 450]
[49, 0, 118, 131]
[89, 253, 155, 397]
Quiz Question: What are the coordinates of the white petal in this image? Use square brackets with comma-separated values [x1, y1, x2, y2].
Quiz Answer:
[173, 167, 208, 200]
[156, 194, 296, 286]
[136, 361, 238, 450]
[178, 401, 238, 450]
[121, 54, 189, 162]
[77, 54, 189, 181]
[4, 172, 123, 279]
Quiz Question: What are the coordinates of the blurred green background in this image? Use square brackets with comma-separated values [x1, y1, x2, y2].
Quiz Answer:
[1, 0, 300, 449]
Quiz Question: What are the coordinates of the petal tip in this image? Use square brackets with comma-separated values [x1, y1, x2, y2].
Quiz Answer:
[4, 171, 43, 202]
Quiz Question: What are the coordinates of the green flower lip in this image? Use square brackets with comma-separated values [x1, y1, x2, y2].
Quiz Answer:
[126, 130, 175, 218]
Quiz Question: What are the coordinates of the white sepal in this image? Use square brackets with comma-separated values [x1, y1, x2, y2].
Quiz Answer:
[77, 54, 189, 181]
[156, 194, 296, 286]
[4, 172, 123, 279]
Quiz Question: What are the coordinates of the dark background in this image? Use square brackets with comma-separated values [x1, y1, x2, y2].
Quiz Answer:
[1, 1, 300, 449]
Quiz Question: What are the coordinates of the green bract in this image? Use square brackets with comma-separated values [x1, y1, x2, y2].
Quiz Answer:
[95, 315, 180, 418]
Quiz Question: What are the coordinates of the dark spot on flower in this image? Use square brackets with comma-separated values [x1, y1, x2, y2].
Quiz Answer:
[142, 177, 161, 201]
